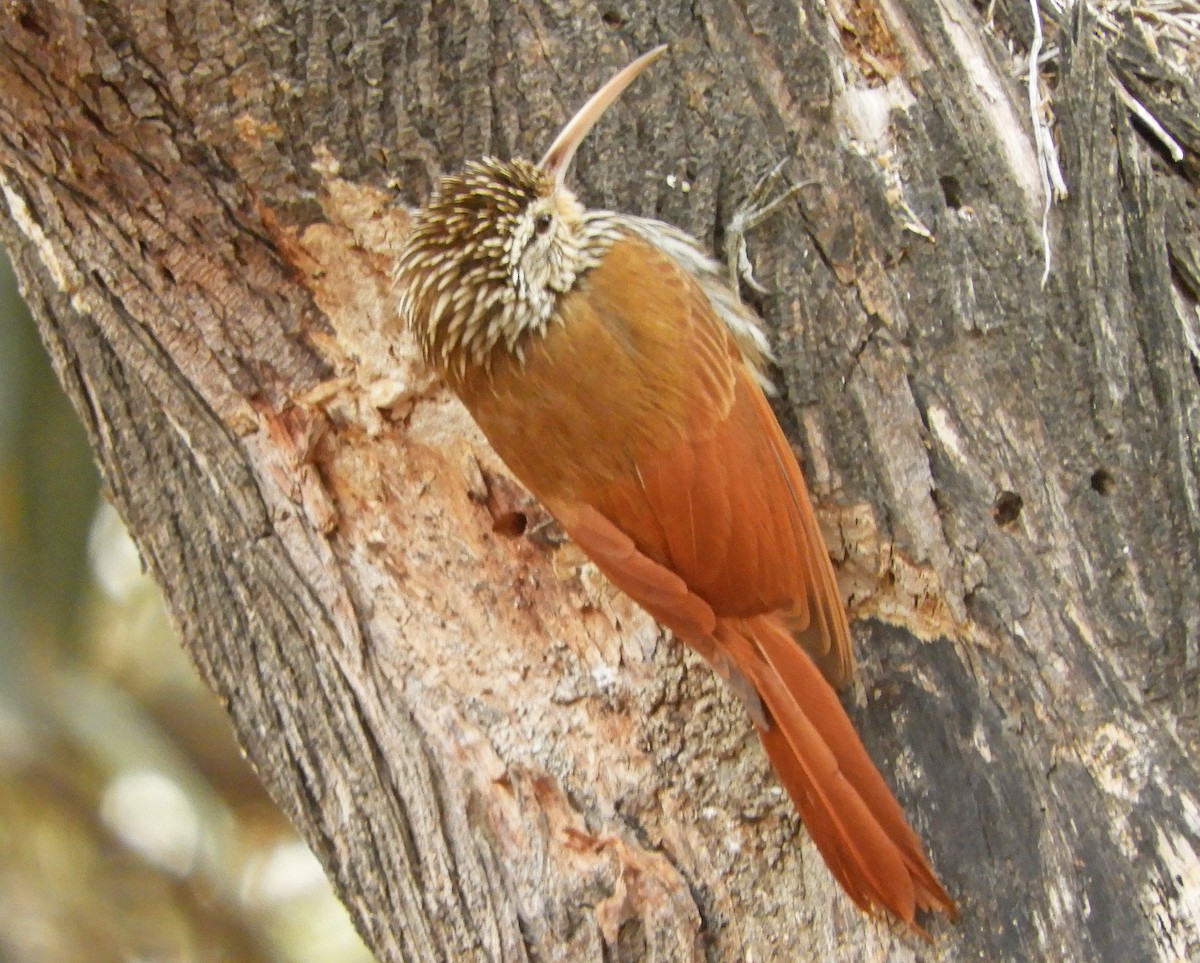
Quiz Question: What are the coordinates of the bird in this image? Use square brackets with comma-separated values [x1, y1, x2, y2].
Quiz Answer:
[395, 45, 955, 927]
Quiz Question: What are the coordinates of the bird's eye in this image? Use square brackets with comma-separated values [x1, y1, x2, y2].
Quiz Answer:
[533, 213, 553, 235]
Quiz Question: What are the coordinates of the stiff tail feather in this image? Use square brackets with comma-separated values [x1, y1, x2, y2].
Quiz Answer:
[714, 616, 955, 927]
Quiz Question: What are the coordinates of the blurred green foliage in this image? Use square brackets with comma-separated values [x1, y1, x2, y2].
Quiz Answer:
[0, 247, 375, 963]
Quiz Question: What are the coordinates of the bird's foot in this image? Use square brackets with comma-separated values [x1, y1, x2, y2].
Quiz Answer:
[725, 161, 816, 299]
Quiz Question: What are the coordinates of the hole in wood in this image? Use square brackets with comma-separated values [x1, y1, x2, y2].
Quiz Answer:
[1090, 468, 1115, 496]
[601, 9, 626, 28]
[939, 175, 963, 210]
[492, 511, 528, 538]
[17, 8, 48, 39]
[993, 490, 1023, 527]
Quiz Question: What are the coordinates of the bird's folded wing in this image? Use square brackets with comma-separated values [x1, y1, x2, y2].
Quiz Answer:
[559, 233, 854, 683]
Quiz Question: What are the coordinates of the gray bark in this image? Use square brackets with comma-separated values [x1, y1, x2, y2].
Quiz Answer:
[2, 1, 1198, 960]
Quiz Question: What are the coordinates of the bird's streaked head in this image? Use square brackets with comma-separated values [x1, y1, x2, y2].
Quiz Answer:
[396, 158, 588, 375]
[395, 46, 667, 377]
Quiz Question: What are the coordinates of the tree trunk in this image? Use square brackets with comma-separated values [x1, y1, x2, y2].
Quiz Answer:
[2, 1, 1198, 960]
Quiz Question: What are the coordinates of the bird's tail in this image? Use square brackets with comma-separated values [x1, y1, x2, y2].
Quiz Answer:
[713, 615, 955, 927]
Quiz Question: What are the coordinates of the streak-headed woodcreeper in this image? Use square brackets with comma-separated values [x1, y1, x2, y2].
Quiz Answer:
[395, 46, 954, 926]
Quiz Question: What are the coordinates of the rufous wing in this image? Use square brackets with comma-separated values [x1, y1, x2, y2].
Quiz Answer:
[508, 232, 855, 684]
[454, 229, 952, 924]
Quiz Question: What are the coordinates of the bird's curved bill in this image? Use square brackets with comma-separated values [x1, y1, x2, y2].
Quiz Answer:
[539, 45, 668, 186]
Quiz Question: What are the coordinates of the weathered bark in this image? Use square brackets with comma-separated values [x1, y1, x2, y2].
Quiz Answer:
[2, 1, 1198, 960]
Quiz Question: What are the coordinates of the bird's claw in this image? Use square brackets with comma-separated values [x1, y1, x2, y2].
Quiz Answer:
[725, 161, 816, 299]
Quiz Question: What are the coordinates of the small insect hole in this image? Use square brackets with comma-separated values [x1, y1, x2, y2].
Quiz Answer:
[17, 8, 48, 39]
[939, 175, 963, 210]
[1090, 468, 1115, 496]
[601, 9, 627, 28]
[993, 490, 1023, 527]
[492, 511, 528, 538]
